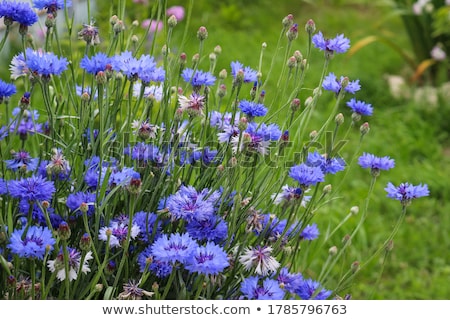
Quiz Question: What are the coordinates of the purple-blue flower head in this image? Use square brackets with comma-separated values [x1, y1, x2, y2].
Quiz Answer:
[277, 267, 303, 294]
[306, 151, 346, 175]
[312, 31, 350, 55]
[186, 214, 228, 244]
[230, 61, 258, 83]
[289, 163, 325, 188]
[238, 100, 268, 119]
[66, 191, 96, 216]
[7, 225, 55, 260]
[358, 152, 394, 176]
[385, 182, 429, 206]
[322, 72, 361, 95]
[80, 52, 112, 75]
[296, 278, 332, 300]
[5, 150, 39, 172]
[150, 232, 198, 264]
[300, 223, 320, 241]
[347, 98, 373, 116]
[8, 175, 56, 202]
[33, 0, 72, 14]
[0, 1, 38, 27]
[132, 211, 161, 243]
[240, 276, 286, 300]
[185, 242, 229, 275]
[12, 48, 68, 78]
[181, 68, 216, 87]
[0, 79, 16, 102]
[0, 178, 7, 195]
[166, 185, 216, 221]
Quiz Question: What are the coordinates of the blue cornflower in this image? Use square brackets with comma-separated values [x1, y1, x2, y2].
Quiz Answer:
[347, 98, 373, 116]
[0, 79, 16, 102]
[256, 214, 292, 242]
[306, 151, 346, 174]
[240, 276, 286, 300]
[296, 278, 332, 300]
[0, 126, 8, 141]
[186, 214, 228, 244]
[136, 55, 165, 83]
[276, 267, 303, 294]
[109, 167, 140, 188]
[300, 223, 320, 240]
[19, 200, 63, 229]
[271, 185, 312, 207]
[0, 1, 38, 27]
[166, 186, 216, 221]
[181, 68, 216, 87]
[0, 178, 7, 194]
[66, 191, 96, 216]
[33, 0, 72, 14]
[232, 122, 281, 155]
[150, 232, 198, 264]
[132, 211, 161, 243]
[111, 51, 143, 81]
[80, 52, 112, 75]
[5, 150, 39, 172]
[238, 100, 268, 119]
[289, 163, 325, 188]
[358, 152, 394, 176]
[322, 72, 361, 95]
[230, 61, 258, 83]
[7, 225, 55, 260]
[11, 48, 68, 79]
[185, 242, 229, 275]
[84, 166, 108, 189]
[385, 182, 429, 206]
[210, 111, 240, 130]
[8, 175, 55, 202]
[137, 245, 173, 277]
[312, 31, 350, 55]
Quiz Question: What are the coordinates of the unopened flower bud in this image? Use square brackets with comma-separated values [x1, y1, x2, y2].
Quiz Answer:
[161, 44, 169, 56]
[152, 282, 159, 291]
[294, 50, 303, 63]
[352, 112, 362, 123]
[113, 20, 125, 35]
[238, 117, 248, 131]
[45, 14, 56, 28]
[217, 84, 227, 98]
[360, 122, 370, 136]
[329, 246, 338, 256]
[218, 69, 227, 80]
[342, 234, 351, 245]
[291, 98, 301, 112]
[79, 233, 92, 251]
[197, 26, 208, 41]
[214, 45, 222, 55]
[58, 221, 71, 240]
[351, 261, 360, 273]
[41, 200, 50, 209]
[95, 284, 104, 293]
[168, 15, 177, 28]
[192, 53, 200, 65]
[350, 206, 359, 215]
[110, 15, 119, 26]
[304, 96, 313, 108]
[209, 52, 216, 63]
[305, 19, 316, 35]
[131, 35, 139, 43]
[323, 184, 332, 194]
[96, 71, 107, 84]
[287, 56, 297, 69]
[340, 77, 349, 90]
[282, 14, 294, 28]
[286, 23, 298, 41]
[229, 156, 238, 167]
[309, 130, 318, 140]
[335, 113, 344, 125]
[132, 20, 139, 28]
[81, 92, 90, 102]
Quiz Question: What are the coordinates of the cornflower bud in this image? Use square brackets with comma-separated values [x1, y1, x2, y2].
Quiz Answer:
[286, 23, 298, 41]
[350, 206, 359, 215]
[161, 44, 169, 56]
[168, 15, 177, 28]
[58, 221, 71, 240]
[305, 19, 316, 35]
[217, 84, 227, 98]
[351, 261, 360, 274]
[214, 45, 222, 55]
[287, 56, 297, 69]
[329, 246, 338, 256]
[294, 50, 303, 63]
[335, 113, 344, 125]
[197, 26, 208, 41]
[385, 240, 394, 252]
[291, 98, 301, 112]
[360, 122, 370, 136]
[258, 90, 265, 104]
[323, 184, 332, 194]
[282, 14, 294, 28]
[192, 53, 200, 66]
[110, 15, 119, 26]
[238, 117, 248, 131]
[113, 20, 125, 35]
[209, 52, 216, 63]
[45, 14, 56, 28]
[131, 35, 139, 44]
[79, 233, 92, 251]
[96, 71, 107, 84]
[131, 20, 139, 28]
[219, 69, 227, 80]
[309, 130, 318, 140]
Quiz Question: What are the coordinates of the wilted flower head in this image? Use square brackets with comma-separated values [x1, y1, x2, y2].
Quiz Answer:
[78, 21, 100, 45]
[178, 93, 206, 117]
[118, 280, 154, 300]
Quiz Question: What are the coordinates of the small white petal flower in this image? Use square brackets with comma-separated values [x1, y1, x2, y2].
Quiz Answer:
[239, 245, 280, 276]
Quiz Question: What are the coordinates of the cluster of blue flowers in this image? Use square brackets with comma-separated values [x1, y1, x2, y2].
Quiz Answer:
[0, 0, 429, 301]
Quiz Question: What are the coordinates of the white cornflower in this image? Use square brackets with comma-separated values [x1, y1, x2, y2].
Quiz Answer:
[239, 245, 280, 276]
[47, 247, 93, 281]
